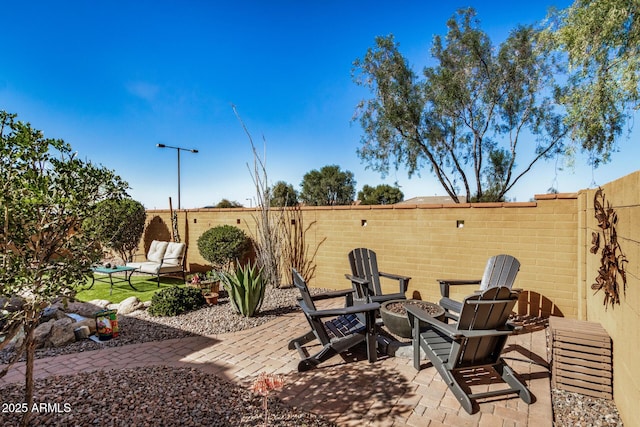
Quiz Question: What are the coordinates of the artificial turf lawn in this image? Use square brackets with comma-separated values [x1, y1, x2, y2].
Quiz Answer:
[75, 275, 185, 303]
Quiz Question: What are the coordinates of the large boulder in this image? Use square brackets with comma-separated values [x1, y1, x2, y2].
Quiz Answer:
[0, 295, 25, 312]
[48, 318, 75, 347]
[65, 300, 109, 318]
[40, 305, 68, 323]
[117, 296, 143, 315]
[33, 320, 55, 349]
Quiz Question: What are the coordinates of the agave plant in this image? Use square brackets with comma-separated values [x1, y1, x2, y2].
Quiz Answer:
[221, 262, 266, 317]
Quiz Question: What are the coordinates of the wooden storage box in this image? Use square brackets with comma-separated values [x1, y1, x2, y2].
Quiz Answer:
[549, 316, 613, 399]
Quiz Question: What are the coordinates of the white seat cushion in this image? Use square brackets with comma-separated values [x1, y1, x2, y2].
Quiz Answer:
[126, 262, 161, 275]
[163, 242, 185, 267]
[147, 241, 168, 264]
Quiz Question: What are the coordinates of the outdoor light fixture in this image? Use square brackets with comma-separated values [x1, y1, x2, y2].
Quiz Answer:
[156, 143, 199, 209]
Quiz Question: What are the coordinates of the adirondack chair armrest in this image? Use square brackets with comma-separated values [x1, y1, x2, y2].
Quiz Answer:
[379, 271, 411, 292]
[310, 288, 354, 301]
[505, 320, 524, 332]
[405, 305, 462, 339]
[304, 302, 381, 319]
[437, 279, 482, 298]
[456, 327, 515, 338]
[345, 274, 367, 285]
[345, 274, 373, 300]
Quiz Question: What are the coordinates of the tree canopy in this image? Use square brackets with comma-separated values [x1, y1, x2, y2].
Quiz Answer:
[300, 165, 356, 206]
[214, 199, 243, 208]
[0, 111, 128, 426]
[82, 198, 146, 263]
[353, 8, 568, 202]
[358, 184, 404, 205]
[269, 181, 299, 207]
[545, 0, 640, 164]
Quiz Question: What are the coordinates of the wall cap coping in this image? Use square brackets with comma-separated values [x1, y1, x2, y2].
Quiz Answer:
[534, 192, 578, 200]
[146, 199, 571, 213]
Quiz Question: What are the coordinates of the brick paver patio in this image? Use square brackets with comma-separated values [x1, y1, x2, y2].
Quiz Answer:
[0, 306, 552, 426]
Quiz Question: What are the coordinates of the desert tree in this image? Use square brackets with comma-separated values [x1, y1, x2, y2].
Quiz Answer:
[352, 8, 568, 202]
[300, 165, 356, 206]
[215, 199, 244, 208]
[269, 181, 299, 207]
[0, 111, 127, 426]
[544, 0, 640, 165]
[358, 184, 404, 205]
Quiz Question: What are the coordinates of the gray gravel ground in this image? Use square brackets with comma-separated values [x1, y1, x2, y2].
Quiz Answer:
[0, 366, 336, 427]
[1, 286, 624, 426]
[552, 389, 623, 427]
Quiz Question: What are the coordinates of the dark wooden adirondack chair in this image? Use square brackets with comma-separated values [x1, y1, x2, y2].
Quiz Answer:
[406, 287, 532, 414]
[288, 269, 380, 372]
[438, 254, 520, 320]
[345, 248, 411, 304]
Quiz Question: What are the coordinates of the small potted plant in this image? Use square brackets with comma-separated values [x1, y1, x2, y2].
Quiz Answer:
[203, 290, 219, 305]
[187, 272, 219, 305]
[186, 272, 205, 289]
[202, 270, 221, 294]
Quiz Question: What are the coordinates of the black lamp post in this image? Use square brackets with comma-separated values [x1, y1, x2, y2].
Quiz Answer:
[156, 143, 199, 209]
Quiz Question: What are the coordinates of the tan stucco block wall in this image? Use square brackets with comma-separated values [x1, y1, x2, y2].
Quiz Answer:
[579, 170, 640, 427]
[305, 199, 577, 318]
[142, 197, 578, 318]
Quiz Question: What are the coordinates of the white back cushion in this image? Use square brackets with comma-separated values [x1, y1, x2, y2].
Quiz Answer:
[163, 242, 185, 266]
[147, 240, 168, 263]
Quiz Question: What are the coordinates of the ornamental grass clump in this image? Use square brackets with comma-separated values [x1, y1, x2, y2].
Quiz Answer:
[221, 262, 265, 317]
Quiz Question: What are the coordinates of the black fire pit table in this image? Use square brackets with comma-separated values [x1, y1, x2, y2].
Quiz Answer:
[380, 299, 445, 339]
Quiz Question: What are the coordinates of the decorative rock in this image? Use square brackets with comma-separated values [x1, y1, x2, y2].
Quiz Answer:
[33, 320, 55, 348]
[65, 301, 108, 318]
[2, 328, 25, 353]
[0, 295, 25, 312]
[88, 299, 112, 308]
[74, 317, 98, 335]
[49, 318, 75, 347]
[117, 296, 143, 315]
[74, 325, 90, 340]
[41, 305, 60, 323]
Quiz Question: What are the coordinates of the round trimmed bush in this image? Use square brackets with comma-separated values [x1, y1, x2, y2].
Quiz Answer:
[197, 225, 251, 271]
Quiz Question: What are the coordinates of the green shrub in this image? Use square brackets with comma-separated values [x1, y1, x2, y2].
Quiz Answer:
[197, 225, 251, 272]
[148, 286, 205, 317]
[221, 262, 265, 317]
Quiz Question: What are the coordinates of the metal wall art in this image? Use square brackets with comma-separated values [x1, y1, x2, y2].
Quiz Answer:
[590, 188, 628, 308]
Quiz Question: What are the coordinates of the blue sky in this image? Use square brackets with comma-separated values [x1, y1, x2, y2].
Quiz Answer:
[1, 0, 638, 209]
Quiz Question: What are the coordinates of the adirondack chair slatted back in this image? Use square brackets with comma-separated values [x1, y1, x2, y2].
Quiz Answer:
[292, 269, 331, 344]
[454, 287, 518, 368]
[479, 255, 520, 291]
[349, 248, 383, 295]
